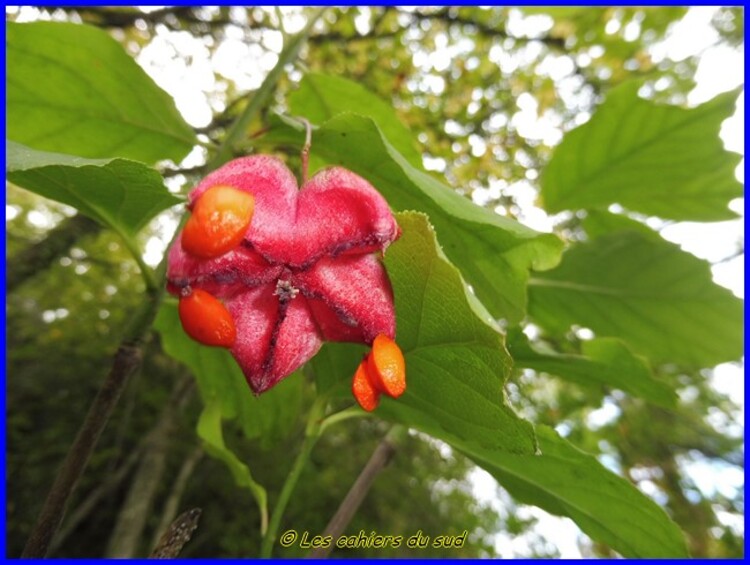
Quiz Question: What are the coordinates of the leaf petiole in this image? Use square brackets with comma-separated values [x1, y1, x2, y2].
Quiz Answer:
[118, 230, 159, 295]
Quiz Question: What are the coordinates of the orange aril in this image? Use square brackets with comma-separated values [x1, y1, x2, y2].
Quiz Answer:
[182, 185, 254, 259]
[352, 357, 380, 412]
[367, 334, 406, 398]
[178, 288, 236, 348]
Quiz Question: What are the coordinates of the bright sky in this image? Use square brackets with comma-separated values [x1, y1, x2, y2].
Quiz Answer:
[7, 5, 744, 558]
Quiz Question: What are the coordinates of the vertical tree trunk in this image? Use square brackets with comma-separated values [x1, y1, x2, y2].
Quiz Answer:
[150, 446, 204, 551]
[104, 377, 194, 558]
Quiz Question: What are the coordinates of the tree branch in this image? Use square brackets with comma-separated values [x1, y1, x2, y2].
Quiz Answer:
[47, 442, 145, 556]
[150, 446, 204, 552]
[149, 508, 202, 559]
[208, 7, 327, 169]
[7, 214, 101, 293]
[307, 427, 403, 559]
[21, 343, 145, 557]
[308, 28, 401, 44]
[63, 6, 217, 30]
[105, 377, 195, 558]
[399, 7, 567, 50]
[20, 223, 180, 558]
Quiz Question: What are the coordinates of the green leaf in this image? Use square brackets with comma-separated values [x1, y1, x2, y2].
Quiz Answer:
[6, 140, 180, 237]
[309, 216, 686, 555]
[507, 329, 677, 408]
[154, 300, 306, 534]
[289, 72, 423, 167]
[476, 426, 689, 557]
[266, 113, 563, 323]
[528, 231, 743, 368]
[310, 341, 365, 398]
[310, 215, 684, 555]
[7, 21, 196, 164]
[541, 82, 742, 221]
[197, 401, 268, 535]
[313, 212, 537, 454]
[154, 301, 303, 445]
[580, 209, 661, 241]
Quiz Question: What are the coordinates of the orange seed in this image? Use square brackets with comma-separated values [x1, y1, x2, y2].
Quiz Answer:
[178, 288, 236, 348]
[367, 334, 406, 398]
[352, 357, 380, 412]
[182, 185, 255, 259]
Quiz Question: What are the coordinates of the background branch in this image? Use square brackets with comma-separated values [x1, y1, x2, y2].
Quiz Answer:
[308, 426, 403, 559]
[105, 377, 195, 558]
[47, 443, 145, 555]
[149, 508, 202, 558]
[20, 223, 179, 558]
[7, 214, 101, 293]
[150, 446, 205, 552]
[208, 7, 327, 169]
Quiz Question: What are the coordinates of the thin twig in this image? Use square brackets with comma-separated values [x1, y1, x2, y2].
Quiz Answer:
[260, 435, 317, 558]
[295, 117, 313, 183]
[160, 165, 207, 179]
[150, 446, 204, 551]
[259, 397, 326, 558]
[713, 248, 744, 265]
[47, 443, 145, 555]
[21, 222, 182, 558]
[274, 6, 288, 40]
[307, 427, 403, 559]
[208, 8, 327, 169]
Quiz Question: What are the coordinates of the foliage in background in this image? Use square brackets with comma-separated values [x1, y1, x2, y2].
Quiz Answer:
[6, 6, 744, 558]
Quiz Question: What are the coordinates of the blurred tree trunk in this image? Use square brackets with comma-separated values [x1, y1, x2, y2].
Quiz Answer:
[104, 376, 194, 558]
[48, 443, 144, 555]
[150, 446, 204, 552]
[7, 214, 101, 292]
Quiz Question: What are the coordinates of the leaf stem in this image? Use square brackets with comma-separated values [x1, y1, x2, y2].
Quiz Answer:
[119, 231, 158, 294]
[259, 396, 326, 557]
[208, 7, 326, 170]
[319, 405, 369, 435]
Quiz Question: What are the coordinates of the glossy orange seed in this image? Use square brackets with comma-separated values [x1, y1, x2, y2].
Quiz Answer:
[182, 185, 255, 259]
[367, 334, 406, 398]
[352, 357, 380, 412]
[178, 288, 236, 348]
